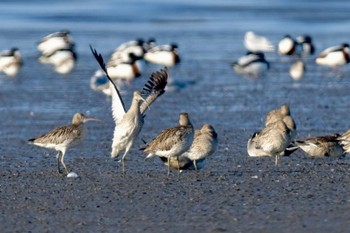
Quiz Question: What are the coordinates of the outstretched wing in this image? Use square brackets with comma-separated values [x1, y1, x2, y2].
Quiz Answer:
[90, 45, 126, 122]
[140, 68, 168, 114]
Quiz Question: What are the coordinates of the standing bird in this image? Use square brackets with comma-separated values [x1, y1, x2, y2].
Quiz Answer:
[90, 46, 168, 173]
[278, 35, 298, 56]
[182, 124, 218, 170]
[294, 134, 344, 158]
[244, 31, 274, 53]
[296, 35, 315, 57]
[0, 47, 22, 77]
[232, 51, 270, 78]
[143, 113, 194, 175]
[315, 43, 350, 69]
[289, 60, 305, 81]
[28, 113, 99, 175]
[144, 43, 180, 67]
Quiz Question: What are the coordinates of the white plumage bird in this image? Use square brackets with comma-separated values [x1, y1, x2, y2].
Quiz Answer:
[90, 45, 168, 173]
[244, 31, 274, 52]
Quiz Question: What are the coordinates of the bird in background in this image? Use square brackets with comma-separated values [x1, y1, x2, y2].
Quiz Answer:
[232, 51, 270, 78]
[289, 60, 305, 81]
[142, 112, 194, 175]
[28, 113, 99, 175]
[244, 31, 275, 53]
[144, 43, 180, 67]
[0, 47, 22, 77]
[90, 45, 168, 174]
[37, 30, 74, 57]
[38, 30, 77, 74]
[315, 43, 350, 72]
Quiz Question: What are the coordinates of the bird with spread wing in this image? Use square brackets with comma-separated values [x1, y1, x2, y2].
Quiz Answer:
[90, 45, 168, 173]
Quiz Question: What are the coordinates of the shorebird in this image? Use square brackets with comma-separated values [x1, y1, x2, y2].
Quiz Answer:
[248, 105, 297, 164]
[278, 35, 298, 56]
[315, 43, 350, 69]
[337, 129, 350, 153]
[106, 53, 143, 80]
[296, 35, 315, 57]
[0, 47, 22, 76]
[110, 38, 146, 62]
[142, 112, 194, 175]
[232, 51, 270, 78]
[244, 31, 274, 53]
[37, 30, 74, 57]
[182, 124, 218, 170]
[90, 45, 168, 173]
[28, 113, 99, 175]
[39, 48, 77, 74]
[294, 134, 344, 157]
[247, 120, 293, 165]
[289, 60, 305, 81]
[144, 43, 180, 67]
[265, 104, 291, 126]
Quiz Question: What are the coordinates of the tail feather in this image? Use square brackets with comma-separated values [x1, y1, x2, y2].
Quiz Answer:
[28, 138, 35, 144]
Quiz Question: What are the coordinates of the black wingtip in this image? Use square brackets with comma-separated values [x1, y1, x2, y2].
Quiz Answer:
[28, 138, 35, 144]
[89, 45, 111, 81]
[141, 67, 168, 96]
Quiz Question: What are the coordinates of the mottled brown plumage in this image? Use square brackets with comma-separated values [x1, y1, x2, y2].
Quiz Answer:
[295, 134, 344, 157]
[28, 113, 98, 174]
[143, 112, 194, 174]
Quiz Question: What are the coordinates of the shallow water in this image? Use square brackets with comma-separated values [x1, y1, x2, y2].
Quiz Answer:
[1, 0, 350, 232]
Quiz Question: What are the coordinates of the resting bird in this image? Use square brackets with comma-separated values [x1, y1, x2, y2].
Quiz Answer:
[315, 43, 350, 69]
[0, 47, 22, 76]
[144, 43, 180, 67]
[294, 134, 344, 158]
[28, 113, 99, 175]
[142, 113, 194, 175]
[232, 52, 269, 78]
[90, 45, 168, 173]
[244, 31, 274, 53]
[37, 30, 74, 57]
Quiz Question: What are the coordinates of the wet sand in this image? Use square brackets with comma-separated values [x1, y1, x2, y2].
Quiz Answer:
[1, 0, 350, 232]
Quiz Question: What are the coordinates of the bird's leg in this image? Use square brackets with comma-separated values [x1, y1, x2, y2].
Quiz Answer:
[60, 151, 69, 174]
[176, 156, 180, 176]
[194, 160, 198, 171]
[275, 154, 280, 166]
[167, 157, 170, 177]
[119, 142, 133, 174]
[56, 152, 62, 174]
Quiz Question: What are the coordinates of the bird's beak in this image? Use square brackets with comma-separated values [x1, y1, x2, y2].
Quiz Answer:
[84, 117, 101, 123]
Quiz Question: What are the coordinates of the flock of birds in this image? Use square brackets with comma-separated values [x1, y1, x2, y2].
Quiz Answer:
[232, 31, 350, 80]
[23, 30, 216, 177]
[1, 30, 349, 178]
[247, 104, 350, 166]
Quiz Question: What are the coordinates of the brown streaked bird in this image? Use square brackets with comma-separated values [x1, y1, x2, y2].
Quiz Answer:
[158, 156, 194, 171]
[294, 134, 344, 158]
[265, 104, 290, 126]
[142, 112, 194, 175]
[248, 119, 293, 165]
[90, 45, 168, 173]
[28, 113, 99, 174]
[338, 129, 350, 153]
[182, 124, 218, 170]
